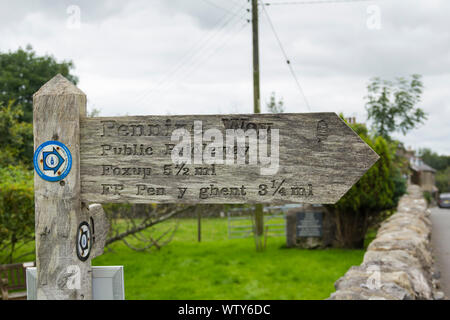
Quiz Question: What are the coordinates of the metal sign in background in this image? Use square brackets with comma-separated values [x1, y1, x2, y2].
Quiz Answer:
[296, 212, 323, 238]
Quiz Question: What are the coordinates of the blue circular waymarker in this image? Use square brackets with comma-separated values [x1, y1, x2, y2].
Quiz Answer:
[33, 141, 72, 182]
[76, 221, 92, 261]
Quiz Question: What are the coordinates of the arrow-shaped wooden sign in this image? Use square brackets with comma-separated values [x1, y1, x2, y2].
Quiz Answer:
[80, 113, 379, 204]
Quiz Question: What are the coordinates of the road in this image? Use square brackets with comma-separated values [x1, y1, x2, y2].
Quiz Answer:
[431, 207, 450, 298]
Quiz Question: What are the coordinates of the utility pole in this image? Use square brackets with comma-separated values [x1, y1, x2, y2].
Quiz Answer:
[251, 0, 264, 250]
[252, 0, 261, 114]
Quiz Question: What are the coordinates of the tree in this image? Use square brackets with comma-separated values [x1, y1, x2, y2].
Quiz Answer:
[103, 204, 227, 251]
[0, 166, 34, 263]
[103, 203, 194, 251]
[417, 148, 450, 193]
[436, 167, 450, 193]
[266, 92, 284, 114]
[0, 45, 78, 123]
[418, 148, 450, 172]
[88, 107, 101, 118]
[0, 102, 34, 262]
[0, 101, 33, 168]
[327, 119, 403, 249]
[365, 74, 427, 140]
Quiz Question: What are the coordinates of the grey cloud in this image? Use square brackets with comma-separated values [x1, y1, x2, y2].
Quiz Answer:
[159, 0, 250, 29]
[0, 0, 127, 25]
[0, 0, 448, 154]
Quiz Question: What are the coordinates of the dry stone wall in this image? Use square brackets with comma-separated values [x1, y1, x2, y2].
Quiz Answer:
[328, 184, 445, 300]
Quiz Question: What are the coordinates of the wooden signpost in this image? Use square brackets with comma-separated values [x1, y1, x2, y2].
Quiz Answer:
[33, 75, 379, 299]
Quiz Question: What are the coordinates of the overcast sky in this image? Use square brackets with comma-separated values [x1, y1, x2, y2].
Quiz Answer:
[1, 0, 449, 155]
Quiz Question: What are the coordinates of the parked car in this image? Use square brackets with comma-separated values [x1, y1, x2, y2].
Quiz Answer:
[438, 193, 450, 208]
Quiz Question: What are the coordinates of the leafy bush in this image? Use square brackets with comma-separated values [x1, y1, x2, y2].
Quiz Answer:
[436, 167, 450, 193]
[327, 119, 400, 248]
[392, 167, 407, 205]
[419, 148, 450, 172]
[0, 165, 34, 263]
[0, 101, 33, 167]
[423, 191, 432, 206]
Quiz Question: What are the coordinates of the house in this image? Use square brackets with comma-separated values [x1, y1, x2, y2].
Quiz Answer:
[396, 143, 438, 199]
[409, 156, 438, 195]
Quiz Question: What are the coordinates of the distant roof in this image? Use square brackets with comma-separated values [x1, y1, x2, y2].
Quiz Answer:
[411, 162, 436, 173]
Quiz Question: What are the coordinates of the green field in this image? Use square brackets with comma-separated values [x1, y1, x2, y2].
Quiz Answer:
[1, 217, 365, 300]
[92, 217, 364, 300]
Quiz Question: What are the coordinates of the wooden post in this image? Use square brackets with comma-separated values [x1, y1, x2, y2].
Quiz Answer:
[33, 74, 108, 300]
[252, 0, 265, 247]
[252, 0, 261, 115]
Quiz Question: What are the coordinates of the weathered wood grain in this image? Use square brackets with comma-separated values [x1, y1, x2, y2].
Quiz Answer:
[87, 204, 109, 259]
[80, 113, 379, 204]
[33, 74, 109, 300]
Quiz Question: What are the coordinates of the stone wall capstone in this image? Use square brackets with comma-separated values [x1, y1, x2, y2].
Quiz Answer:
[328, 184, 445, 300]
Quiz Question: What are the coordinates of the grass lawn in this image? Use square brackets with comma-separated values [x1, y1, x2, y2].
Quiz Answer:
[91, 217, 364, 300]
[1, 217, 366, 300]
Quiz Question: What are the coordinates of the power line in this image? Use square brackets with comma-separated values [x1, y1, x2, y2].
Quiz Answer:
[259, 0, 311, 111]
[133, 2, 248, 106]
[146, 21, 250, 107]
[264, 0, 376, 5]
[138, 12, 250, 106]
[228, 0, 245, 7]
[142, 17, 245, 103]
[200, 0, 248, 20]
[133, 4, 244, 104]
